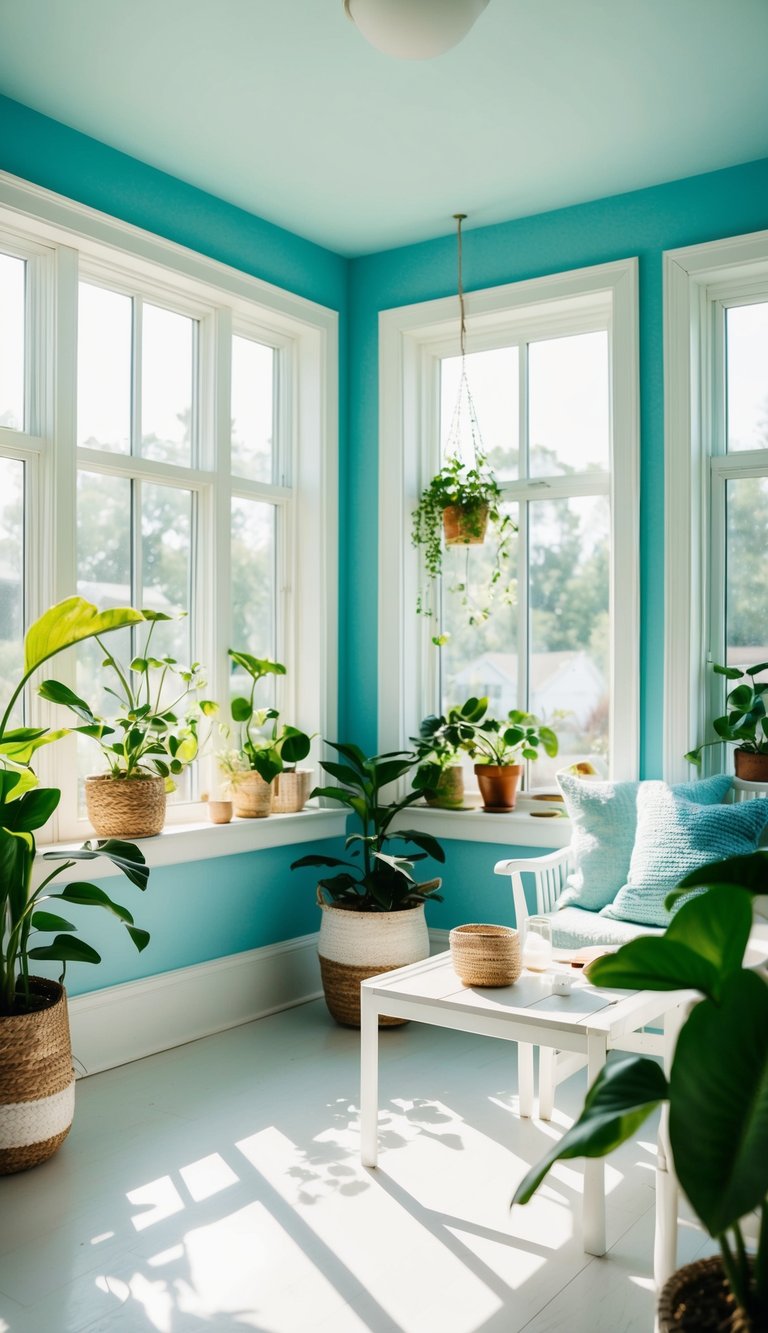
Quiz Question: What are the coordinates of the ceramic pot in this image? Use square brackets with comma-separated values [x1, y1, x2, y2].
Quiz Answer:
[230, 771, 273, 818]
[0, 978, 75, 1175]
[442, 503, 489, 546]
[734, 749, 768, 783]
[474, 763, 522, 811]
[316, 896, 432, 1027]
[86, 774, 166, 838]
[424, 765, 465, 809]
[208, 800, 233, 824]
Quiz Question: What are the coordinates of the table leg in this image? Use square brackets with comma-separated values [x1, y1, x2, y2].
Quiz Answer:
[360, 986, 379, 1168]
[583, 1031, 607, 1256]
[539, 1046, 556, 1121]
[518, 1042, 534, 1118]
[654, 1003, 688, 1287]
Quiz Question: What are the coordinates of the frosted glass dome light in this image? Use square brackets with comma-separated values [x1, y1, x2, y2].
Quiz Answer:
[344, 0, 490, 60]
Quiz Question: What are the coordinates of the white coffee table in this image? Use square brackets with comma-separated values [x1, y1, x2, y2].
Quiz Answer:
[360, 951, 688, 1261]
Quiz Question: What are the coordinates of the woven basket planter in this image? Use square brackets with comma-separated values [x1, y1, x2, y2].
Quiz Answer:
[450, 924, 522, 987]
[0, 978, 75, 1175]
[474, 763, 522, 812]
[86, 773, 166, 838]
[230, 771, 273, 818]
[317, 896, 431, 1028]
[272, 769, 313, 814]
[425, 766, 465, 810]
[658, 1255, 753, 1331]
[442, 503, 489, 546]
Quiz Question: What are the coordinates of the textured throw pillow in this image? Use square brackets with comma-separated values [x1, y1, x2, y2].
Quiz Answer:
[556, 773, 733, 912]
[602, 781, 768, 928]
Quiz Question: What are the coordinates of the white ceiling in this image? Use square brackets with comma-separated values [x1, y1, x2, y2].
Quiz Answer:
[1, 0, 767, 257]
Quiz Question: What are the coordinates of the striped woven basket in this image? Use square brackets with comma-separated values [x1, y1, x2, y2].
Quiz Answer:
[271, 769, 313, 814]
[317, 895, 431, 1028]
[0, 978, 75, 1175]
[86, 773, 166, 838]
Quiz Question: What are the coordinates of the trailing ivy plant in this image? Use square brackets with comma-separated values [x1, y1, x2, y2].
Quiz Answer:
[411, 453, 516, 636]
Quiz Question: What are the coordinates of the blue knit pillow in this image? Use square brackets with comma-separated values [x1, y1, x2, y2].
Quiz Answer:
[556, 773, 732, 912]
[602, 781, 768, 928]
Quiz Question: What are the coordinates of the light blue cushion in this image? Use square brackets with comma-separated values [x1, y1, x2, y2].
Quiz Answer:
[547, 906, 664, 950]
[602, 781, 768, 928]
[555, 773, 732, 912]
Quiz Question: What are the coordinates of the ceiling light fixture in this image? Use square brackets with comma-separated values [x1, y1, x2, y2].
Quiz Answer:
[343, 0, 489, 60]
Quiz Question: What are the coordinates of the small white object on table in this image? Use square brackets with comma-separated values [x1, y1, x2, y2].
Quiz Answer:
[521, 931, 552, 970]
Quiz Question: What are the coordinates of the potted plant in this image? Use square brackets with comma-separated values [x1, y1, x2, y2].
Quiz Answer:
[40, 611, 217, 839]
[513, 849, 768, 1332]
[686, 660, 768, 781]
[438, 706, 559, 811]
[411, 453, 516, 626]
[290, 743, 445, 1026]
[225, 650, 312, 816]
[411, 696, 489, 809]
[0, 597, 152, 1173]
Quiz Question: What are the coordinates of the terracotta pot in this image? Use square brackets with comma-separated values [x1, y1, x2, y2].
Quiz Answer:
[734, 749, 768, 783]
[0, 978, 75, 1175]
[442, 503, 489, 546]
[86, 774, 166, 838]
[474, 763, 522, 811]
[316, 896, 432, 1028]
[230, 771, 272, 818]
[271, 769, 313, 814]
[424, 765, 465, 809]
[658, 1255, 751, 1332]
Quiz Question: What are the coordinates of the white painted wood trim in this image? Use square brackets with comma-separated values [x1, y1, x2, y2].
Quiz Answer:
[68, 932, 324, 1076]
[390, 805, 572, 848]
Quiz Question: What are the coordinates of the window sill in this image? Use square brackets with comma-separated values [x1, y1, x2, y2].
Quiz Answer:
[33, 807, 347, 882]
[391, 802, 572, 849]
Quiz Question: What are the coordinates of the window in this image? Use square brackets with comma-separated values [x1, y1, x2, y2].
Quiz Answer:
[0, 177, 337, 842]
[379, 260, 639, 815]
[664, 232, 768, 781]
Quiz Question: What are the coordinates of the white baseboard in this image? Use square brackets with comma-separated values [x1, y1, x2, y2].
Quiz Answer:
[69, 933, 323, 1078]
[68, 927, 453, 1078]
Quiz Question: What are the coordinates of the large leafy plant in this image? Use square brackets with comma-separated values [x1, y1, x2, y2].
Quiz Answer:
[291, 744, 445, 911]
[686, 660, 768, 766]
[513, 850, 768, 1329]
[411, 697, 489, 794]
[437, 705, 559, 768]
[226, 649, 311, 784]
[1, 598, 152, 1015]
[39, 611, 218, 789]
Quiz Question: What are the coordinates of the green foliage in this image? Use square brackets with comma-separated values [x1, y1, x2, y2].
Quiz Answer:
[513, 851, 768, 1325]
[291, 743, 445, 911]
[410, 697, 488, 793]
[40, 611, 217, 790]
[0, 598, 152, 1015]
[685, 660, 768, 766]
[428, 703, 559, 768]
[225, 649, 311, 785]
[411, 454, 516, 627]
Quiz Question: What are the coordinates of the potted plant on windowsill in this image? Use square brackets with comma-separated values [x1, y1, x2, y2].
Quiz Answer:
[40, 611, 217, 838]
[686, 660, 768, 782]
[290, 744, 445, 1027]
[438, 707, 559, 811]
[0, 597, 152, 1174]
[411, 453, 515, 626]
[411, 696, 489, 809]
[224, 650, 312, 817]
[513, 849, 768, 1332]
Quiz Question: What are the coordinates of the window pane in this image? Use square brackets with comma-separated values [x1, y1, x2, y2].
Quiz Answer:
[726, 476, 768, 668]
[529, 331, 609, 476]
[441, 348, 519, 480]
[0, 457, 24, 724]
[141, 303, 194, 465]
[231, 497, 276, 710]
[0, 254, 25, 432]
[529, 495, 610, 784]
[231, 336, 274, 482]
[726, 302, 768, 453]
[77, 283, 132, 453]
[141, 482, 193, 662]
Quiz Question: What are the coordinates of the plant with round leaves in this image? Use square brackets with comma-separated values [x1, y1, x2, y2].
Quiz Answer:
[39, 610, 218, 790]
[513, 849, 768, 1330]
[411, 453, 516, 630]
[226, 649, 312, 785]
[0, 597, 152, 1015]
[438, 706, 559, 768]
[410, 696, 489, 795]
[685, 660, 768, 767]
[291, 743, 445, 911]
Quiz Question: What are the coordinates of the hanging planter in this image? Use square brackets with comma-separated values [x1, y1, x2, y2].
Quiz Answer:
[442, 501, 489, 546]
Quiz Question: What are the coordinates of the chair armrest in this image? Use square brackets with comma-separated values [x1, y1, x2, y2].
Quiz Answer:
[494, 846, 574, 926]
[493, 847, 572, 877]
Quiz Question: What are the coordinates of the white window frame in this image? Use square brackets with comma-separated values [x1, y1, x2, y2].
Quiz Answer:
[0, 170, 340, 855]
[664, 228, 768, 783]
[378, 259, 640, 842]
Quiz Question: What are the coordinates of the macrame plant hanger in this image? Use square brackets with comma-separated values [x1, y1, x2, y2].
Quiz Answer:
[445, 213, 486, 468]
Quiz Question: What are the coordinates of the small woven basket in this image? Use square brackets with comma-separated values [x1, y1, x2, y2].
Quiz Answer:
[272, 769, 312, 814]
[230, 771, 272, 818]
[86, 774, 166, 838]
[450, 923, 522, 987]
